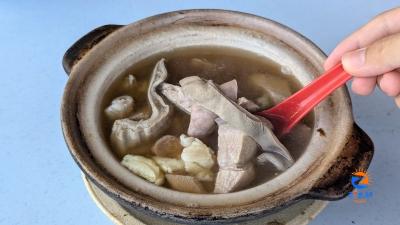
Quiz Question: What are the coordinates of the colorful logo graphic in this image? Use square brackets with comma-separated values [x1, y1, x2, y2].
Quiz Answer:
[349, 170, 373, 203]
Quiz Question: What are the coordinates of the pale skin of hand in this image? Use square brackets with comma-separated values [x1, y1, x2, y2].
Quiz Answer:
[324, 7, 400, 107]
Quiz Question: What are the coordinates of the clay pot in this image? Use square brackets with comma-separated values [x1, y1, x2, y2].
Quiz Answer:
[61, 9, 373, 224]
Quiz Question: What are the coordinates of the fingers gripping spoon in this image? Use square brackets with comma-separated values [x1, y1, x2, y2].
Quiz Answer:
[256, 64, 351, 136]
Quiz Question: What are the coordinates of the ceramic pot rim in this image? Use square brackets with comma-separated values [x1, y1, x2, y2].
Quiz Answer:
[62, 9, 353, 218]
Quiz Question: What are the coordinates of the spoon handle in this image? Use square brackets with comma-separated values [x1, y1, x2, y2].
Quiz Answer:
[259, 63, 352, 135]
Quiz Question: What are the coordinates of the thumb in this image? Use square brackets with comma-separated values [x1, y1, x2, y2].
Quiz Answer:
[342, 33, 400, 77]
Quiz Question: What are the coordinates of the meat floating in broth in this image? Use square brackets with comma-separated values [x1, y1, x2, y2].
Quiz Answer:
[101, 47, 313, 194]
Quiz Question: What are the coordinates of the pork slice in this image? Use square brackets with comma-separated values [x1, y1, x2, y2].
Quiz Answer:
[219, 79, 238, 101]
[111, 59, 172, 156]
[159, 79, 238, 138]
[158, 84, 217, 137]
[214, 164, 255, 194]
[180, 76, 294, 171]
[187, 104, 217, 137]
[236, 98, 273, 128]
[216, 120, 258, 168]
[187, 79, 238, 138]
[158, 83, 193, 114]
[158, 79, 237, 115]
[237, 97, 260, 113]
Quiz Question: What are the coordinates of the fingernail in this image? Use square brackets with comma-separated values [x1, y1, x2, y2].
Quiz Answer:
[395, 95, 400, 108]
[342, 48, 366, 68]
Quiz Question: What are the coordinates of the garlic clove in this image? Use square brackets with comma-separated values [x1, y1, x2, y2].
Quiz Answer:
[180, 135, 216, 169]
[184, 162, 214, 182]
[121, 155, 164, 185]
[152, 156, 185, 174]
[179, 134, 195, 147]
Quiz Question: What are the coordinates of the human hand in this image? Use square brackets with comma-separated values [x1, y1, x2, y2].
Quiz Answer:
[324, 7, 400, 107]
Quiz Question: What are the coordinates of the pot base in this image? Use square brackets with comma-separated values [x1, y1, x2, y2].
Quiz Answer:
[82, 174, 328, 225]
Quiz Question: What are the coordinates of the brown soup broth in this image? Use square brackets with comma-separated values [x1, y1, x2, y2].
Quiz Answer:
[101, 46, 314, 187]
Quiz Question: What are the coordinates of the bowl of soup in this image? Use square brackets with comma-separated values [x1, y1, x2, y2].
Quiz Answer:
[61, 9, 374, 224]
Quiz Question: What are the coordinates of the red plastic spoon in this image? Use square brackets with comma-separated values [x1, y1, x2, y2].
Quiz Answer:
[256, 63, 351, 136]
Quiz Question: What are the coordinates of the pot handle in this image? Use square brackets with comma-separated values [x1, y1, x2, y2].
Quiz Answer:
[62, 24, 123, 75]
[305, 123, 374, 200]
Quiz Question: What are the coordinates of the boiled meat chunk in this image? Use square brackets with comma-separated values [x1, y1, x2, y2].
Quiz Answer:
[213, 119, 258, 193]
[214, 164, 255, 194]
[180, 76, 294, 171]
[187, 80, 237, 138]
[159, 79, 239, 139]
[158, 80, 237, 114]
[249, 72, 292, 105]
[158, 83, 193, 114]
[111, 59, 172, 156]
[104, 95, 135, 121]
[219, 79, 238, 101]
[188, 80, 238, 138]
[216, 120, 258, 168]
[237, 97, 260, 113]
[187, 104, 217, 138]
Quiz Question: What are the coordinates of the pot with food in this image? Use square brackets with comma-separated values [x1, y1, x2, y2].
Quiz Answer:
[61, 9, 374, 224]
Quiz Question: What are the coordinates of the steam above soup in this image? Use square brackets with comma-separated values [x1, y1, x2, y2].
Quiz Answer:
[101, 47, 313, 194]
